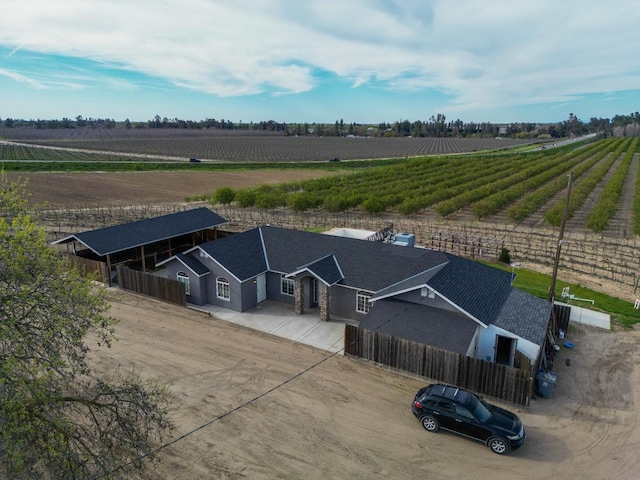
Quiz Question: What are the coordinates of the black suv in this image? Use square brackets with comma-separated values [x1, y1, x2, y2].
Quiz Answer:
[411, 384, 525, 454]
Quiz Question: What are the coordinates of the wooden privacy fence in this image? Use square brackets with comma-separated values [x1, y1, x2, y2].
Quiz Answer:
[63, 254, 109, 284]
[345, 325, 534, 406]
[116, 265, 186, 306]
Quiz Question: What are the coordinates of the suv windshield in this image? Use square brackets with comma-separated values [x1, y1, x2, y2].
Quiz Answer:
[468, 396, 492, 423]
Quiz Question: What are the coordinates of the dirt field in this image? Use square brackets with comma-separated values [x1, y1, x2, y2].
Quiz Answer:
[91, 290, 640, 480]
[7, 170, 336, 207]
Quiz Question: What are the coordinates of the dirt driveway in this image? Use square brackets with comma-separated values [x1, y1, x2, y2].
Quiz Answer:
[91, 290, 640, 480]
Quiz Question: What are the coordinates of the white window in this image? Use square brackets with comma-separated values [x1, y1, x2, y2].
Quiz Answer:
[356, 291, 372, 313]
[177, 271, 190, 295]
[281, 275, 295, 296]
[217, 277, 230, 300]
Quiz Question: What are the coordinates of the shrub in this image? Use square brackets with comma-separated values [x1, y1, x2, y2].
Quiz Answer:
[287, 192, 321, 211]
[213, 186, 235, 205]
[234, 189, 256, 208]
[361, 196, 386, 215]
[498, 248, 511, 264]
[255, 190, 286, 209]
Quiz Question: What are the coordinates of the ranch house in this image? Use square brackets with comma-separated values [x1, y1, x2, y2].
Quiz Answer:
[158, 225, 553, 368]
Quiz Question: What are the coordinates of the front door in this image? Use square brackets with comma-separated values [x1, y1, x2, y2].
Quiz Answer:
[256, 274, 266, 303]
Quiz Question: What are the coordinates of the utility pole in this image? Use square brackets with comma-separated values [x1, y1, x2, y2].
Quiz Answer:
[548, 171, 573, 303]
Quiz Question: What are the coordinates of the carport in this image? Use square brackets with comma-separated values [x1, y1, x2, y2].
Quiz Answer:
[51, 207, 228, 284]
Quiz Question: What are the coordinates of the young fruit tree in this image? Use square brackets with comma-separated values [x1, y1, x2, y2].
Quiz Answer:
[0, 172, 175, 479]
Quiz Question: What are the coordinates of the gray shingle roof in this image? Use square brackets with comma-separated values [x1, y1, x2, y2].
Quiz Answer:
[428, 254, 514, 325]
[360, 299, 478, 355]
[198, 225, 449, 287]
[289, 254, 344, 286]
[494, 288, 552, 345]
[198, 227, 268, 281]
[260, 226, 449, 291]
[175, 253, 211, 277]
[52, 207, 227, 256]
[371, 267, 446, 299]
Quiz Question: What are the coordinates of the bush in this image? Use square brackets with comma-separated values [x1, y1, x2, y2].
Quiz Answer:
[323, 194, 351, 213]
[498, 248, 511, 264]
[287, 192, 321, 211]
[234, 189, 256, 208]
[213, 186, 235, 205]
[361, 196, 386, 215]
[255, 191, 286, 209]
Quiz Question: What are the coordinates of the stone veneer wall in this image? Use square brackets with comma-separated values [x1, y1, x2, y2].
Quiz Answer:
[294, 280, 304, 315]
[319, 284, 330, 322]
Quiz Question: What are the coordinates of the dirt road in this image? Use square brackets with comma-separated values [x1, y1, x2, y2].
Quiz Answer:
[90, 290, 640, 480]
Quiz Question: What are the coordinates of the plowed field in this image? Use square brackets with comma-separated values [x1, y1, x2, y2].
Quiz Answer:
[8, 170, 336, 207]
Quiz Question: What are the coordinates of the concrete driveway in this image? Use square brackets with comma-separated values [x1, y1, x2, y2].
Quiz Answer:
[191, 300, 349, 354]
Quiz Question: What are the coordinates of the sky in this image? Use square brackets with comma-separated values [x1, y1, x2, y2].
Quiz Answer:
[1, 1, 640, 125]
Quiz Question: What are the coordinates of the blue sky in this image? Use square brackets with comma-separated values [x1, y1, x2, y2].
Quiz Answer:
[1, 1, 639, 124]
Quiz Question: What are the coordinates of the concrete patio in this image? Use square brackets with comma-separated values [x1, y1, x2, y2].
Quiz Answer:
[191, 300, 351, 354]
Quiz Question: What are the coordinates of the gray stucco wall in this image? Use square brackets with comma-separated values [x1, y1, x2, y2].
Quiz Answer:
[164, 262, 207, 306]
[164, 256, 369, 320]
[266, 271, 295, 306]
[330, 286, 368, 321]
[240, 279, 258, 311]
[391, 289, 459, 312]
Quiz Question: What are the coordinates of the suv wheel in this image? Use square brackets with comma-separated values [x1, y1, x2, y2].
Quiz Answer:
[488, 437, 510, 455]
[420, 415, 439, 432]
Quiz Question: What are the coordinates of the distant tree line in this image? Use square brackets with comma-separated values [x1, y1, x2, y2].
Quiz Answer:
[3, 112, 640, 139]
[2, 115, 117, 130]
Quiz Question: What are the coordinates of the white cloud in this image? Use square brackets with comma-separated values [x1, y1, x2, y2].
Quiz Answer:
[1, 0, 639, 114]
[0, 68, 47, 89]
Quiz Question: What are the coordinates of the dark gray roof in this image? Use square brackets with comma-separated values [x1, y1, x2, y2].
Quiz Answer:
[372, 267, 446, 299]
[198, 227, 268, 281]
[175, 253, 210, 277]
[371, 255, 514, 327]
[428, 254, 514, 325]
[289, 254, 344, 286]
[52, 207, 227, 256]
[198, 225, 449, 287]
[361, 299, 478, 355]
[494, 288, 552, 345]
[260, 226, 449, 291]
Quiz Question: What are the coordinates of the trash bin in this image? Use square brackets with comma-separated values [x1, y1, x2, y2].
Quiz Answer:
[536, 371, 556, 399]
